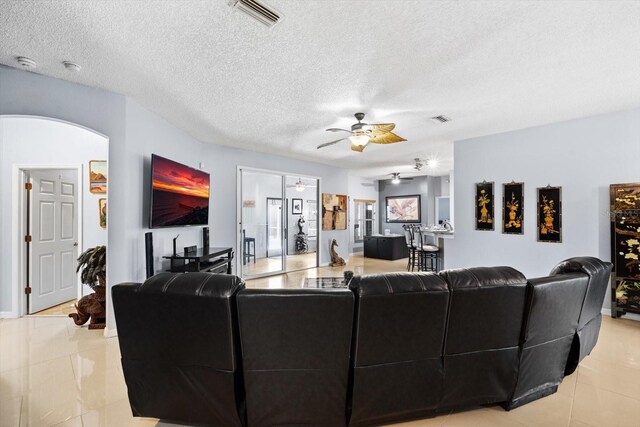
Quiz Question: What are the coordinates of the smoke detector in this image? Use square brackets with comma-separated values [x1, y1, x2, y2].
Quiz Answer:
[62, 61, 81, 72]
[16, 56, 37, 69]
[430, 115, 451, 124]
[229, 0, 281, 27]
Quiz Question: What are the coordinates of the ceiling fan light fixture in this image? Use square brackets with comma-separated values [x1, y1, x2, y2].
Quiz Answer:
[349, 133, 370, 147]
[391, 173, 401, 184]
[295, 179, 306, 192]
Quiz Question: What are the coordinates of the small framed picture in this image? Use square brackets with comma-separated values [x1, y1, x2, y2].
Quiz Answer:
[292, 198, 303, 215]
[89, 160, 107, 194]
[99, 198, 107, 229]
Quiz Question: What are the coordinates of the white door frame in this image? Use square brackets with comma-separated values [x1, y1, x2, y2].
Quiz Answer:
[236, 165, 322, 280]
[15, 164, 84, 316]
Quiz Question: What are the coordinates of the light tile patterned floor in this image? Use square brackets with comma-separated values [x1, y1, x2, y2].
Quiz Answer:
[1, 255, 639, 427]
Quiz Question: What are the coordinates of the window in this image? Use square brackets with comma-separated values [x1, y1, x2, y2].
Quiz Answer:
[354, 200, 375, 243]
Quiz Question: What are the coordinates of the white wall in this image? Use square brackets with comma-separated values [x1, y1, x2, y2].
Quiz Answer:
[445, 108, 640, 310]
[0, 66, 350, 333]
[0, 116, 109, 315]
[347, 175, 379, 254]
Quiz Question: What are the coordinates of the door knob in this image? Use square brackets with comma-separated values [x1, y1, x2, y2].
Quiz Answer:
[73, 242, 78, 247]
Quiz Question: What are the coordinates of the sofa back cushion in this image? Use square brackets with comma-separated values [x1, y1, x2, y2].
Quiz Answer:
[438, 266, 527, 408]
[506, 272, 588, 409]
[550, 257, 613, 328]
[549, 257, 613, 372]
[441, 266, 528, 354]
[237, 288, 354, 427]
[112, 273, 245, 426]
[348, 272, 449, 425]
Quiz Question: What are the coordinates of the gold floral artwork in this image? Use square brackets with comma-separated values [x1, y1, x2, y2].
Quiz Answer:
[478, 190, 492, 224]
[505, 193, 522, 230]
[540, 195, 558, 235]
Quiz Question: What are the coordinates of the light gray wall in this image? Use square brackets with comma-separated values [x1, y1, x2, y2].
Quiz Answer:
[378, 176, 444, 235]
[445, 107, 640, 309]
[0, 65, 350, 330]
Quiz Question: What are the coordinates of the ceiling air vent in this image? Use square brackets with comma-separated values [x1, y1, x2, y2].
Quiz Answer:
[230, 0, 281, 27]
[430, 115, 451, 124]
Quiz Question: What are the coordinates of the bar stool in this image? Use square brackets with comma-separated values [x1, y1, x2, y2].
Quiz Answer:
[403, 225, 417, 271]
[416, 227, 439, 272]
[242, 229, 256, 265]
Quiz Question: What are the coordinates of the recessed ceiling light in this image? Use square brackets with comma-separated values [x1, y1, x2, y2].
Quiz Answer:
[62, 61, 81, 72]
[16, 56, 37, 69]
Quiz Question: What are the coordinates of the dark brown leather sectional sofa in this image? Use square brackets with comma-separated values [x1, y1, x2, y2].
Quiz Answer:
[112, 256, 612, 426]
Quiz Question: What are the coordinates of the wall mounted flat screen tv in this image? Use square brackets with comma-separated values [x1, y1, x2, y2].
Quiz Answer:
[149, 154, 210, 228]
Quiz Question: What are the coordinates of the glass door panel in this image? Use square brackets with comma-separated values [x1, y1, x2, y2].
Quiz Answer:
[284, 175, 319, 273]
[240, 169, 284, 278]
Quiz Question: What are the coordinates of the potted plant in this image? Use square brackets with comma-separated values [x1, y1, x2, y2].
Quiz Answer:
[69, 245, 107, 329]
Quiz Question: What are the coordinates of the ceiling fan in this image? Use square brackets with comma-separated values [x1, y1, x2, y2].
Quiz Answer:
[317, 112, 407, 152]
[286, 177, 317, 192]
[390, 173, 413, 184]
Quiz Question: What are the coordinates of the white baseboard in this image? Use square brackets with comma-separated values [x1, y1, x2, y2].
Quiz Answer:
[103, 327, 118, 338]
[601, 307, 640, 321]
[0, 311, 18, 319]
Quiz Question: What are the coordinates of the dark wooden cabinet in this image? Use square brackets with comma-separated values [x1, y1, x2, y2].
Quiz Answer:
[364, 236, 408, 260]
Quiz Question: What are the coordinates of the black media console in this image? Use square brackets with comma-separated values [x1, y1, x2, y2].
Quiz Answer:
[163, 247, 233, 274]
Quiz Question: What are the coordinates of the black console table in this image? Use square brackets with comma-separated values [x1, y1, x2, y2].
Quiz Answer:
[364, 235, 409, 260]
[163, 247, 233, 274]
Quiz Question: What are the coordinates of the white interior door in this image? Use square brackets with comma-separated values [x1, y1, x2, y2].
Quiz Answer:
[29, 170, 78, 313]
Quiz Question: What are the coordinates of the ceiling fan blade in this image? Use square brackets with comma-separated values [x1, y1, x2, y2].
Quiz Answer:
[317, 138, 346, 149]
[368, 131, 406, 144]
[350, 141, 368, 152]
[363, 123, 396, 133]
[326, 128, 352, 133]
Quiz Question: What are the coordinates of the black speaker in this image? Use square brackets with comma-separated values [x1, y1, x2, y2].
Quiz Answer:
[202, 227, 209, 249]
[145, 232, 154, 279]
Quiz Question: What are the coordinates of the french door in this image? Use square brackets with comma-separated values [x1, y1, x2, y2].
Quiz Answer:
[238, 168, 321, 279]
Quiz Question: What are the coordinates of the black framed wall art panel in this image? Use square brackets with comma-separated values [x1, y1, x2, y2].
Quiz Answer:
[537, 186, 562, 243]
[610, 182, 640, 316]
[502, 182, 524, 235]
[475, 181, 494, 231]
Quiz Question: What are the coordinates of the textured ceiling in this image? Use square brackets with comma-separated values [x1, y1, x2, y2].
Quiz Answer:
[1, 1, 639, 178]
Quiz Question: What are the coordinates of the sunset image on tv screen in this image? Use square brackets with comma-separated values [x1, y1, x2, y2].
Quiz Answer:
[150, 155, 210, 228]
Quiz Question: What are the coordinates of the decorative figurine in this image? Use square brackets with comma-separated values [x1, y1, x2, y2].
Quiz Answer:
[329, 239, 346, 266]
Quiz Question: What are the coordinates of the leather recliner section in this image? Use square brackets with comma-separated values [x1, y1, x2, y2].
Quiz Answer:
[111, 273, 246, 427]
[550, 257, 613, 374]
[348, 272, 450, 426]
[237, 288, 354, 427]
[439, 266, 528, 410]
[504, 273, 588, 410]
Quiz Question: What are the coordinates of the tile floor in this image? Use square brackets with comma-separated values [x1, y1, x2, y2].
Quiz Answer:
[32, 300, 77, 317]
[1, 255, 639, 427]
